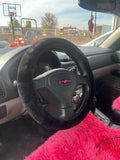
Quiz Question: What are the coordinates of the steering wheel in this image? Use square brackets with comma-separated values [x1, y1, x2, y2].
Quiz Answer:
[17, 38, 94, 130]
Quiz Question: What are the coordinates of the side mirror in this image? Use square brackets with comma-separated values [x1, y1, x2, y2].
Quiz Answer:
[78, 0, 116, 12]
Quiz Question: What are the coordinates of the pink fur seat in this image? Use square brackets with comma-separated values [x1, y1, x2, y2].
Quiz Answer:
[112, 96, 120, 110]
[25, 110, 120, 160]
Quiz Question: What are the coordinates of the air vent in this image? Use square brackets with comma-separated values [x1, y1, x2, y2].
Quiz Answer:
[0, 84, 5, 99]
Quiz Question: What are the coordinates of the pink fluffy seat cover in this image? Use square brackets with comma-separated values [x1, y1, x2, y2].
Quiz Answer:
[25, 110, 120, 160]
[112, 96, 120, 110]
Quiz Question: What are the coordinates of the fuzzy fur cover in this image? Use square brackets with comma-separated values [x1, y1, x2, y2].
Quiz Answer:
[25, 111, 120, 160]
[17, 38, 94, 130]
[112, 96, 120, 110]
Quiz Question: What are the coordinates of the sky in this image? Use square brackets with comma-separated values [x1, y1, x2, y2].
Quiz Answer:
[0, 0, 114, 30]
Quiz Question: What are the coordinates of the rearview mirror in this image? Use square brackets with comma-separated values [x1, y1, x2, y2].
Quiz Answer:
[78, 0, 116, 12]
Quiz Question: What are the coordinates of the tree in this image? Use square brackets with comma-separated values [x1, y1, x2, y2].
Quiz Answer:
[26, 20, 32, 30]
[8, 17, 21, 29]
[41, 12, 57, 29]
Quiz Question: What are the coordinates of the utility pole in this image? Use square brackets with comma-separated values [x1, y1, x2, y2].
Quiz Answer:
[94, 12, 96, 35]
[91, 11, 93, 17]
[10, 14, 15, 41]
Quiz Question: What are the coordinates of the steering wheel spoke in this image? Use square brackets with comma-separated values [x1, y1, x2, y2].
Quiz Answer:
[59, 106, 75, 121]
[33, 75, 46, 90]
[77, 75, 88, 85]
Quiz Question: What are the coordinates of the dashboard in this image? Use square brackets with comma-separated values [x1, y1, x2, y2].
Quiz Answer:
[0, 45, 119, 125]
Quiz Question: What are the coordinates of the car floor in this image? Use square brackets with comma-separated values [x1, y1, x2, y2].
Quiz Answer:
[0, 116, 55, 160]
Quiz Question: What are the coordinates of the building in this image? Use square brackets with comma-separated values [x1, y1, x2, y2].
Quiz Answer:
[96, 25, 112, 34]
[0, 26, 10, 33]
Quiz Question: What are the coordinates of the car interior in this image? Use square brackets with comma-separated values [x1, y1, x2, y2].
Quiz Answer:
[0, 0, 120, 160]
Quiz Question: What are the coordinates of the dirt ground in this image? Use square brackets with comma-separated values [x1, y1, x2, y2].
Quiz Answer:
[0, 116, 55, 160]
[0, 33, 99, 45]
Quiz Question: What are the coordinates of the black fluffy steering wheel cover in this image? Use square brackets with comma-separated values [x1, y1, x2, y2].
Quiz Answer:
[17, 38, 94, 130]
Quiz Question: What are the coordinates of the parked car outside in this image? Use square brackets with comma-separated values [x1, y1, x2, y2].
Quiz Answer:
[81, 30, 113, 47]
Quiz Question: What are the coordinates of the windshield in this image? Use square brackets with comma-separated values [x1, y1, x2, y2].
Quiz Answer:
[0, 0, 115, 52]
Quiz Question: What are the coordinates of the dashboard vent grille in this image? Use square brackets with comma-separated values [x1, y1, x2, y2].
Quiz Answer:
[0, 84, 5, 99]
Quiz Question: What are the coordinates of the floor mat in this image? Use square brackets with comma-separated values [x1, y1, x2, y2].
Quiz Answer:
[25, 113, 120, 160]
[0, 116, 55, 160]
